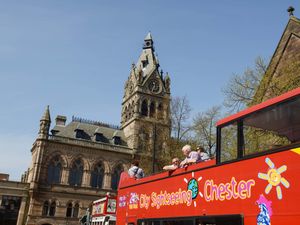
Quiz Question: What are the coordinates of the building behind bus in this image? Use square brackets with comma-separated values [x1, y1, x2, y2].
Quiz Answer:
[1, 9, 300, 225]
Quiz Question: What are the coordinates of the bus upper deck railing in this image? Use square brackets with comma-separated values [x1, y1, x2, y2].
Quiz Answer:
[118, 159, 216, 189]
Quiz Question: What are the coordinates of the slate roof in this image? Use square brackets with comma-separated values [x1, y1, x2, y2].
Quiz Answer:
[51, 116, 127, 146]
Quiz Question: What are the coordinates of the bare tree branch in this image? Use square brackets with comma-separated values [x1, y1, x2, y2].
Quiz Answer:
[171, 96, 192, 141]
[193, 105, 221, 156]
[223, 56, 268, 112]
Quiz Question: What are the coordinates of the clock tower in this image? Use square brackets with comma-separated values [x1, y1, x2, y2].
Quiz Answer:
[121, 33, 171, 170]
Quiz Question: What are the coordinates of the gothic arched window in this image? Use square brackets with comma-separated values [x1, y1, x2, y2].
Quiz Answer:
[157, 103, 163, 119]
[47, 156, 62, 184]
[91, 163, 104, 188]
[69, 159, 83, 186]
[149, 102, 155, 117]
[42, 201, 56, 216]
[111, 164, 123, 190]
[73, 203, 79, 218]
[49, 202, 56, 216]
[66, 203, 73, 217]
[141, 100, 148, 116]
[42, 201, 49, 216]
[66, 202, 79, 218]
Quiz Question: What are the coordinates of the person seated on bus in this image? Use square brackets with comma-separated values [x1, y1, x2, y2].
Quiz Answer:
[196, 146, 210, 161]
[128, 160, 144, 179]
[180, 144, 201, 167]
[163, 157, 180, 171]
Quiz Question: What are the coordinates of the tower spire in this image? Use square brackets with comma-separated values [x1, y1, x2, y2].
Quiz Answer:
[143, 32, 154, 50]
[144, 32, 153, 41]
[38, 105, 51, 139]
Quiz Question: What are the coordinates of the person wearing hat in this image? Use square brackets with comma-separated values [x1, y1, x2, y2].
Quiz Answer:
[197, 146, 210, 161]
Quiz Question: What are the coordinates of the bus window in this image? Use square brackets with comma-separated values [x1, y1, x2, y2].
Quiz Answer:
[138, 215, 242, 225]
[138, 221, 160, 225]
[195, 215, 243, 225]
[220, 122, 238, 163]
[243, 120, 290, 155]
[219, 94, 300, 162]
[162, 219, 193, 225]
[242, 96, 300, 155]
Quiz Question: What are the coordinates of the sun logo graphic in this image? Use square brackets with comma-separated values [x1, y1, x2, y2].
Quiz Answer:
[184, 172, 203, 207]
[258, 157, 290, 200]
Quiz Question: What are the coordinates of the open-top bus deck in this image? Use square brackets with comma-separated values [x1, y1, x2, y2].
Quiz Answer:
[116, 88, 300, 225]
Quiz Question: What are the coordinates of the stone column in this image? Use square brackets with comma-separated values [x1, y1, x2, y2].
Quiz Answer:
[134, 101, 139, 117]
[82, 170, 91, 187]
[16, 196, 28, 225]
[147, 102, 151, 117]
[61, 167, 69, 185]
[103, 172, 112, 189]
[155, 103, 159, 119]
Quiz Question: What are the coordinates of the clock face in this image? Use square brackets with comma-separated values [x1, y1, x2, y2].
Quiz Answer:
[148, 79, 160, 93]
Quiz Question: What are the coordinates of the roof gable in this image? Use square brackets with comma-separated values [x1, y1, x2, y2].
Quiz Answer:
[253, 16, 300, 104]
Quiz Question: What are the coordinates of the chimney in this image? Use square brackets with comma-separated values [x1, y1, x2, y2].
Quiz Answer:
[55, 115, 67, 126]
[0, 173, 9, 181]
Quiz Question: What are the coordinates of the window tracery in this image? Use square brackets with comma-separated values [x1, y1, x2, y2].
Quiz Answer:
[91, 163, 104, 188]
[69, 159, 83, 186]
[47, 156, 62, 184]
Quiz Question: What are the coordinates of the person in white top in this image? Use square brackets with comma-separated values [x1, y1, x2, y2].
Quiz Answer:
[128, 160, 144, 179]
[180, 144, 201, 167]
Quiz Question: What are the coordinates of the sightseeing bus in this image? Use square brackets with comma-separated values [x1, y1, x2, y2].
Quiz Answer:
[91, 195, 117, 225]
[116, 88, 300, 225]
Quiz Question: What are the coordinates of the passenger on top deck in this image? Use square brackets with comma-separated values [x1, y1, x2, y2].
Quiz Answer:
[180, 144, 201, 167]
[163, 157, 180, 171]
[196, 146, 210, 161]
[128, 160, 144, 179]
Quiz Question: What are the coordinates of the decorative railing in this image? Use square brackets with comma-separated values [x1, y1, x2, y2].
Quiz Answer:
[72, 116, 120, 129]
[48, 135, 132, 153]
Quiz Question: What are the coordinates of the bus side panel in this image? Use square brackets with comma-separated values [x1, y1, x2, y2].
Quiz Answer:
[116, 148, 300, 225]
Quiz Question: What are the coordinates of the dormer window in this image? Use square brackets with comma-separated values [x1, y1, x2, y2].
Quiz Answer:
[94, 132, 105, 142]
[113, 136, 121, 145]
[74, 128, 84, 139]
[51, 129, 59, 136]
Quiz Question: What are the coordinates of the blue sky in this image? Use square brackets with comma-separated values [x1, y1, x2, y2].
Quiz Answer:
[0, 1, 299, 180]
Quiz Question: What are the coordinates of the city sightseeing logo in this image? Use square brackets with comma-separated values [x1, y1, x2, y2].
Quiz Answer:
[139, 172, 201, 209]
[258, 157, 290, 200]
[136, 172, 255, 210]
[184, 171, 203, 207]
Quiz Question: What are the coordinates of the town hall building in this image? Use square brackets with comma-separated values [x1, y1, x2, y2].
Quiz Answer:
[0, 33, 171, 225]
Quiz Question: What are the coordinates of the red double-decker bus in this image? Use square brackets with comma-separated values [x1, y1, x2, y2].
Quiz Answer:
[92, 195, 117, 225]
[116, 88, 300, 225]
